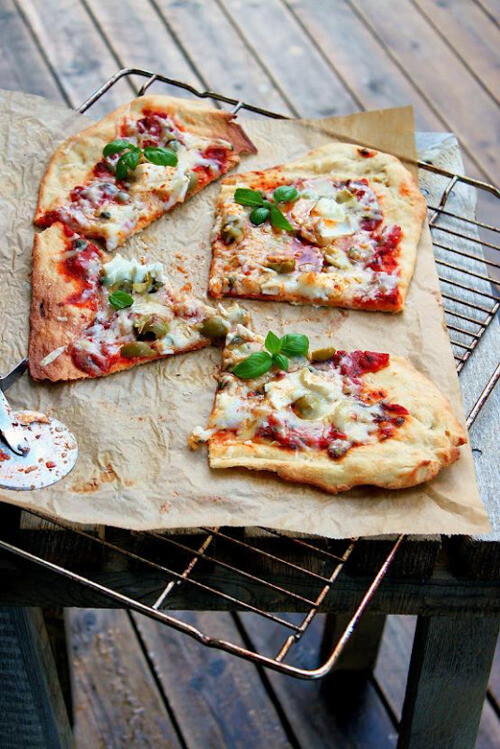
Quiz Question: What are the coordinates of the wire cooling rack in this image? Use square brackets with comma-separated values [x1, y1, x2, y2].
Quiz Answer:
[0, 68, 498, 679]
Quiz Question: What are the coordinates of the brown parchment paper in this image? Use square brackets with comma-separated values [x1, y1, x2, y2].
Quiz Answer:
[0, 89, 490, 536]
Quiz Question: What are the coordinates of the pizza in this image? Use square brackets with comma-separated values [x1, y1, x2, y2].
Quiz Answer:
[208, 143, 427, 311]
[29, 222, 237, 381]
[189, 322, 466, 494]
[35, 95, 256, 250]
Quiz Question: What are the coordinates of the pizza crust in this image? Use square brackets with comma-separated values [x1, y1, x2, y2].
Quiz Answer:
[35, 94, 257, 238]
[209, 142, 427, 311]
[29, 222, 214, 382]
[207, 356, 466, 494]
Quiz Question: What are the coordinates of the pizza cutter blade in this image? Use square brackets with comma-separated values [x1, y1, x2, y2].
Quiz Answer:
[0, 361, 78, 490]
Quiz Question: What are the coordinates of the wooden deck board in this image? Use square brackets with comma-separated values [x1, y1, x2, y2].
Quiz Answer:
[350, 0, 499, 182]
[69, 609, 183, 748]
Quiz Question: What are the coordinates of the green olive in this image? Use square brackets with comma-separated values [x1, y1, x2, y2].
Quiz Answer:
[266, 257, 295, 273]
[221, 219, 245, 245]
[134, 315, 170, 341]
[311, 346, 337, 362]
[187, 171, 198, 193]
[293, 393, 322, 420]
[199, 315, 229, 339]
[335, 188, 354, 203]
[121, 341, 156, 359]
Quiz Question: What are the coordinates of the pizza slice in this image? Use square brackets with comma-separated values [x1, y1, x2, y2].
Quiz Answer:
[29, 222, 240, 381]
[189, 323, 466, 494]
[35, 95, 256, 250]
[209, 143, 427, 312]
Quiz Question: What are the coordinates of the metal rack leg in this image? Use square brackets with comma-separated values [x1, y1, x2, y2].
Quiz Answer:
[320, 613, 387, 673]
[0, 608, 73, 748]
[398, 614, 499, 749]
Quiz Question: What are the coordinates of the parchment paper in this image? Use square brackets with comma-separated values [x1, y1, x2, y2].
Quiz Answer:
[0, 89, 490, 536]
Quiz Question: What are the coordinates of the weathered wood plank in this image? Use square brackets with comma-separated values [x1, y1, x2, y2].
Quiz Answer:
[17, 0, 134, 114]
[398, 615, 499, 749]
[350, 0, 499, 182]
[474, 0, 500, 26]
[0, 608, 72, 748]
[132, 610, 292, 748]
[415, 0, 500, 104]
[152, 0, 293, 113]
[220, 0, 358, 117]
[68, 608, 183, 748]
[2, 543, 499, 614]
[0, 0, 64, 101]
[375, 615, 500, 747]
[285, 0, 443, 130]
[83, 0, 201, 98]
[239, 612, 397, 747]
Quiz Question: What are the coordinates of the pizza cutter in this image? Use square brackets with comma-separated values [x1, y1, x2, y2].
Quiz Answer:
[0, 359, 78, 490]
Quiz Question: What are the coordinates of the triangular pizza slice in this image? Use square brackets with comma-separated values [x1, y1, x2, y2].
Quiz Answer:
[29, 222, 236, 381]
[209, 143, 427, 311]
[190, 322, 466, 494]
[35, 95, 256, 250]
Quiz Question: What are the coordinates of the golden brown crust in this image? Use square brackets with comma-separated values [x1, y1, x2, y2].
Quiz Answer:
[29, 223, 100, 381]
[35, 94, 256, 237]
[209, 142, 427, 312]
[29, 222, 214, 382]
[207, 355, 466, 494]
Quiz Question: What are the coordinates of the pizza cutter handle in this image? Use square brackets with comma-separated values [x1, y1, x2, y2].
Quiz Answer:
[0, 390, 29, 456]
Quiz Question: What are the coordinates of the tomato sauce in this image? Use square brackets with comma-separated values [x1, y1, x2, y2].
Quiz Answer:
[58, 235, 101, 310]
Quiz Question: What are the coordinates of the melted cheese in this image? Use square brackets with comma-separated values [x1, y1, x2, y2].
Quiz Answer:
[103, 255, 164, 286]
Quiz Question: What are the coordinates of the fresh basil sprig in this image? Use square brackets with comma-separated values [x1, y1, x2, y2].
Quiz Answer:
[109, 290, 134, 309]
[234, 185, 298, 232]
[232, 331, 309, 380]
[103, 139, 178, 181]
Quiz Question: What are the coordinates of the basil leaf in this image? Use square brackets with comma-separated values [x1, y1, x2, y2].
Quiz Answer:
[280, 333, 309, 357]
[272, 352, 289, 372]
[109, 290, 134, 309]
[269, 205, 294, 232]
[232, 351, 272, 379]
[265, 331, 281, 354]
[116, 149, 140, 180]
[273, 185, 299, 203]
[103, 139, 133, 157]
[234, 188, 264, 207]
[249, 206, 269, 225]
[143, 146, 178, 167]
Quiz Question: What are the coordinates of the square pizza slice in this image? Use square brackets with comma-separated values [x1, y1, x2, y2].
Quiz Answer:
[209, 143, 427, 312]
[29, 222, 239, 381]
[190, 322, 466, 494]
[35, 95, 256, 250]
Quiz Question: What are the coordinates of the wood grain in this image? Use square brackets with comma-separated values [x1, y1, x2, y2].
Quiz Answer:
[350, 0, 499, 182]
[285, 0, 443, 130]
[0, 0, 65, 101]
[154, 0, 293, 113]
[132, 610, 292, 748]
[0, 608, 72, 748]
[69, 608, 183, 748]
[415, 0, 500, 105]
[17, 0, 134, 115]
[239, 611, 397, 747]
[398, 615, 499, 749]
[220, 0, 358, 117]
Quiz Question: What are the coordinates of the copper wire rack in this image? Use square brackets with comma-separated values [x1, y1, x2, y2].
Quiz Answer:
[0, 68, 498, 679]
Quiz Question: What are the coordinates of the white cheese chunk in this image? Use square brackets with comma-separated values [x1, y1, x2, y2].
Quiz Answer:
[103, 254, 164, 286]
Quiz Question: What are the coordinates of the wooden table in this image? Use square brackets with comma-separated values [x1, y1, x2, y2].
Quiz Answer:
[0, 2, 499, 747]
